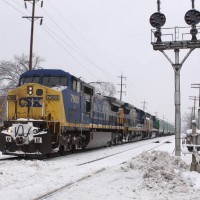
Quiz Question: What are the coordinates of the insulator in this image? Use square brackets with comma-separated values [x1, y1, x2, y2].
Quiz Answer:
[40, 18, 43, 25]
[24, 2, 27, 9]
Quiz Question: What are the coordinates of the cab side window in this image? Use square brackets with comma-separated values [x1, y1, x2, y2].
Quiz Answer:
[71, 78, 81, 93]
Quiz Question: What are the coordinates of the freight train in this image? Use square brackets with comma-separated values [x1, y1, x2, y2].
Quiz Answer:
[0, 69, 174, 156]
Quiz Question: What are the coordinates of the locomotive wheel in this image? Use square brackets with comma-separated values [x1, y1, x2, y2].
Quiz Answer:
[106, 141, 112, 147]
[59, 145, 65, 156]
[71, 145, 76, 153]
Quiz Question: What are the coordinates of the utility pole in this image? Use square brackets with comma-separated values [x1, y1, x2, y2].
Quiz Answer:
[191, 83, 200, 128]
[163, 115, 165, 121]
[188, 106, 194, 128]
[189, 96, 199, 120]
[141, 100, 147, 112]
[117, 74, 126, 100]
[149, 0, 200, 156]
[23, 0, 43, 70]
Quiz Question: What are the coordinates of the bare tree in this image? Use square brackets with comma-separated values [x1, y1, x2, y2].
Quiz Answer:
[0, 54, 44, 123]
[0, 54, 44, 88]
[89, 81, 116, 97]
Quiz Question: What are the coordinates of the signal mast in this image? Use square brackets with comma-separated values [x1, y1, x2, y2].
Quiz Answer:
[149, 0, 200, 156]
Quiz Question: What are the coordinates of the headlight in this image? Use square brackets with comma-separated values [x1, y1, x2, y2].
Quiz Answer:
[33, 129, 38, 134]
[27, 86, 33, 95]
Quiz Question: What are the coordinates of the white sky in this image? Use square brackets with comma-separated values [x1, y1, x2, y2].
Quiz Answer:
[1, 0, 200, 123]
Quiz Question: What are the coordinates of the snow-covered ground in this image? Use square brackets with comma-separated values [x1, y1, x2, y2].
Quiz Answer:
[0, 136, 200, 200]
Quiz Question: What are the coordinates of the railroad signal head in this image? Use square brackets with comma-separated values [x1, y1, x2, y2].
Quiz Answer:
[149, 12, 166, 28]
[154, 29, 162, 43]
[185, 9, 200, 25]
[190, 27, 198, 41]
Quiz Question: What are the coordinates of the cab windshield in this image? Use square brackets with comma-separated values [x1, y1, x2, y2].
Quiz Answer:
[19, 76, 68, 87]
[42, 76, 67, 87]
[20, 77, 40, 86]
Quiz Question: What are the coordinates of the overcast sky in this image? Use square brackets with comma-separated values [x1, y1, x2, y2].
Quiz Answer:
[1, 0, 200, 123]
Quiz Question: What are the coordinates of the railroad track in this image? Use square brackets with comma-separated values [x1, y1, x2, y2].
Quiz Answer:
[34, 168, 106, 200]
[76, 137, 173, 166]
[34, 136, 174, 200]
[0, 156, 18, 161]
[0, 136, 173, 162]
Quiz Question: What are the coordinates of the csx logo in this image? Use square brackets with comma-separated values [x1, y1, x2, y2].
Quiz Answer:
[71, 94, 79, 104]
[19, 97, 43, 107]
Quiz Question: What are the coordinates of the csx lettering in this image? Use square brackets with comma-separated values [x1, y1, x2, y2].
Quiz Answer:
[71, 94, 79, 104]
[19, 97, 43, 107]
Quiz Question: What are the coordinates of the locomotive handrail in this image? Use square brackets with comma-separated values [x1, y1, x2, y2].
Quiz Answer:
[44, 100, 58, 121]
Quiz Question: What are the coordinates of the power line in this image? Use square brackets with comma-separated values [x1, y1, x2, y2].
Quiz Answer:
[1, 0, 99, 79]
[2, 0, 26, 15]
[2, 1, 143, 107]
[1, 1, 141, 105]
[47, 1, 123, 73]
[41, 7, 117, 83]
[45, 3, 144, 105]
[2, 1, 120, 88]
[11, 0, 25, 9]
[41, 25, 99, 79]
[43, 6, 143, 105]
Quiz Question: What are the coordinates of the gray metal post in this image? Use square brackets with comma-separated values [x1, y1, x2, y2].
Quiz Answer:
[191, 84, 200, 128]
[190, 120, 197, 171]
[174, 49, 181, 156]
[198, 88, 200, 129]
[198, 108, 200, 129]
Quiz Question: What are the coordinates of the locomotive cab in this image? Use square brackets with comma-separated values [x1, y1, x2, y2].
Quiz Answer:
[0, 69, 69, 155]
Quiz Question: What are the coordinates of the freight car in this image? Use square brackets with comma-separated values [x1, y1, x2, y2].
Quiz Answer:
[0, 69, 174, 156]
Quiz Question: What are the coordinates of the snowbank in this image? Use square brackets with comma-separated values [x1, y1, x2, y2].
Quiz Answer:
[121, 151, 200, 199]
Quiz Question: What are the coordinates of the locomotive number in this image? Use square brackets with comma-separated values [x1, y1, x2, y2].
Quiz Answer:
[7, 95, 16, 101]
[71, 94, 79, 104]
[46, 95, 59, 101]
[34, 137, 42, 144]
[6, 136, 12, 143]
